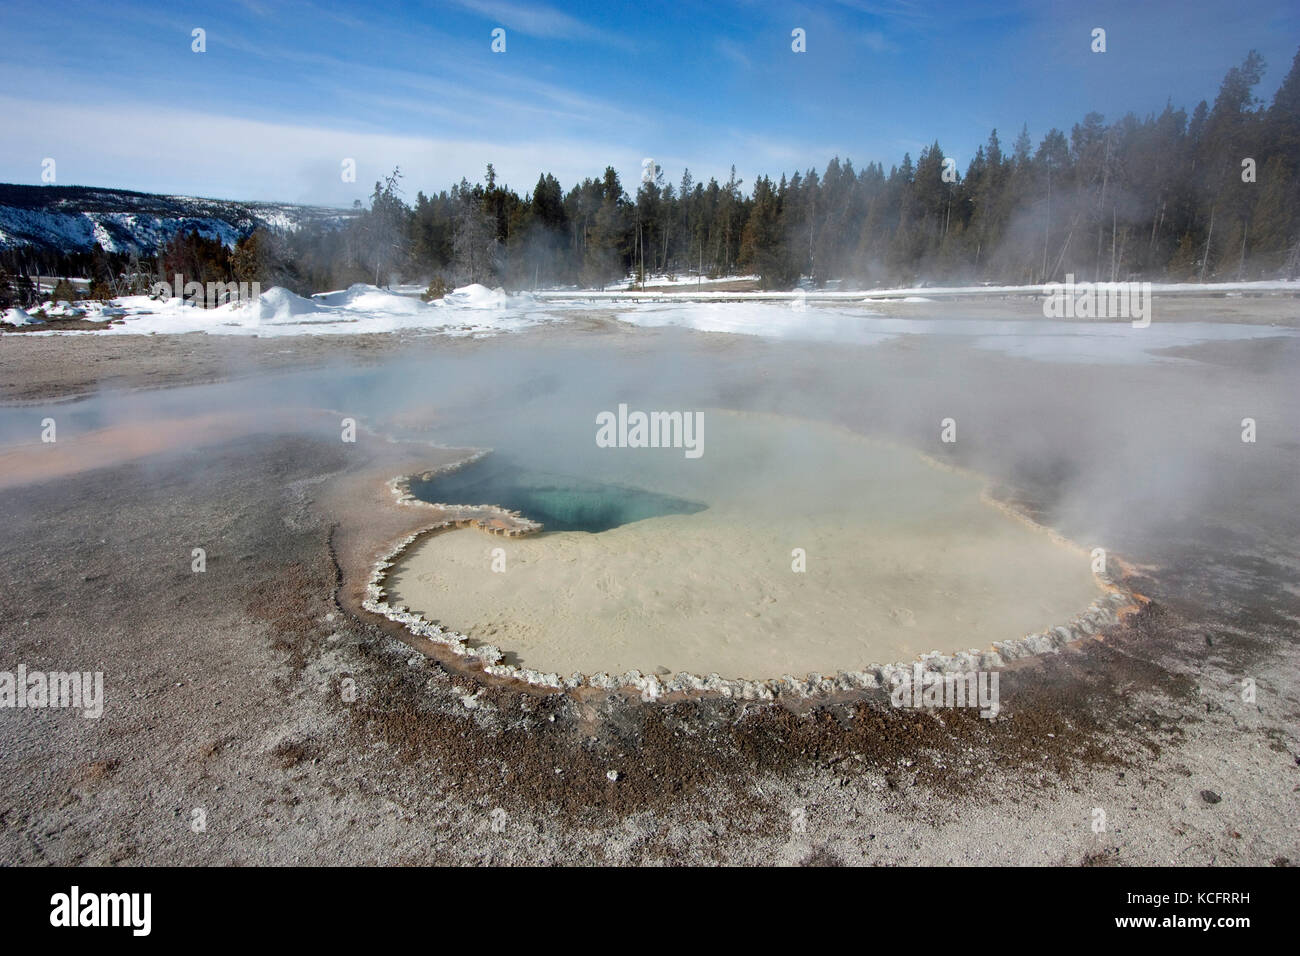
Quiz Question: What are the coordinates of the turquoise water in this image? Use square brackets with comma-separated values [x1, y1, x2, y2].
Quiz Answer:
[407, 456, 706, 533]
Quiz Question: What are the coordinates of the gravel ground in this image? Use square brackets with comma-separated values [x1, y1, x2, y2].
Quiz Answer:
[0, 308, 1297, 866]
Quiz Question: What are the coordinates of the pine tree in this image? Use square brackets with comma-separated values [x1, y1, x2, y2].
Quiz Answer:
[451, 179, 496, 285]
[364, 168, 409, 286]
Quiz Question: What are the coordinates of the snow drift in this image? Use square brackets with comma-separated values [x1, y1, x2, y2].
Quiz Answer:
[3, 307, 43, 326]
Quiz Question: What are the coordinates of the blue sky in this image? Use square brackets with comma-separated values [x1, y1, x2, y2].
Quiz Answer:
[1, 0, 1297, 205]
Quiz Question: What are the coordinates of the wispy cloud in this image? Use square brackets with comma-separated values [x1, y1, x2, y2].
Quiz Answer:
[716, 38, 753, 70]
[0, 94, 633, 203]
[829, 0, 933, 28]
[443, 0, 628, 46]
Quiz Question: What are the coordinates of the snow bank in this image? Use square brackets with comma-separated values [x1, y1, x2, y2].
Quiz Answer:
[43, 300, 85, 318]
[313, 283, 425, 314]
[32, 283, 553, 337]
[247, 287, 326, 324]
[441, 283, 508, 309]
[3, 307, 42, 326]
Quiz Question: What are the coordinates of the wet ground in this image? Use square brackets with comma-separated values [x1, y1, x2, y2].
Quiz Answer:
[0, 310, 1297, 865]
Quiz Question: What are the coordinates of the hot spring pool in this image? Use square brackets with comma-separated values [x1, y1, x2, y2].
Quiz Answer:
[407, 457, 706, 533]
[386, 411, 1106, 681]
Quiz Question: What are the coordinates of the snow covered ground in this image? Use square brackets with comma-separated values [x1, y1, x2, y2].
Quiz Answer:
[533, 278, 1300, 302]
[610, 301, 1298, 363]
[7, 279, 1296, 365]
[13, 283, 552, 337]
[624, 272, 761, 287]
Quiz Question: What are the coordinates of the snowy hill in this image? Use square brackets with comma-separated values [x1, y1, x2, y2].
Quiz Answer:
[0, 184, 359, 255]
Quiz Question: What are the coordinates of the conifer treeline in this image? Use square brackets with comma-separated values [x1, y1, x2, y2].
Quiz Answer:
[2, 47, 1296, 307]
[331, 48, 1300, 291]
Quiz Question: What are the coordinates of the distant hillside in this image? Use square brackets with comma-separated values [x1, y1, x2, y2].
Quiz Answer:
[0, 184, 358, 256]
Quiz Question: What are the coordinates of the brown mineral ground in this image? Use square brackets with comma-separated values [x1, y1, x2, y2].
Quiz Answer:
[1, 323, 1296, 866]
